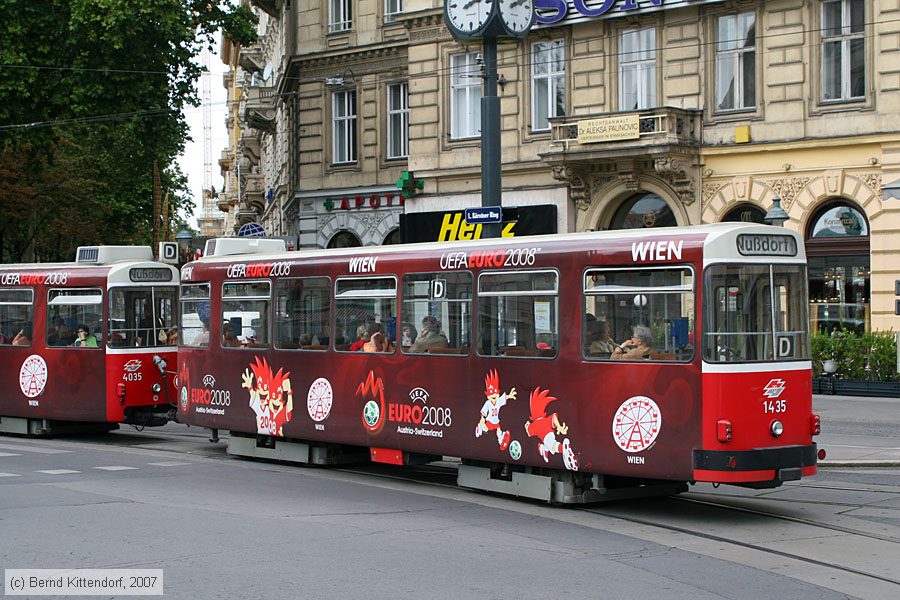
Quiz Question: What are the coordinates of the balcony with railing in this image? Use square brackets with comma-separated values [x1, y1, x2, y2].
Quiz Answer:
[242, 85, 276, 133]
[541, 107, 702, 165]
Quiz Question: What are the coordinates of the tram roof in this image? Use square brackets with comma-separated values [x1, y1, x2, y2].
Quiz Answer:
[192, 223, 804, 264]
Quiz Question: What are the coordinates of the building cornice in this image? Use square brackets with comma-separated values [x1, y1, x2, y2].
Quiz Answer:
[278, 44, 408, 94]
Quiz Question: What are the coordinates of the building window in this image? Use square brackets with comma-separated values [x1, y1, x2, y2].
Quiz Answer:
[805, 201, 870, 333]
[329, 0, 352, 33]
[821, 0, 865, 102]
[716, 12, 756, 112]
[387, 82, 409, 159]
[609, 193, 676, 230]
[332, 89, 357, 164]
[721, 203, 766, 224]
[619, 27, 656, 111]
[531, 39, 566, 132]
[384, 0, 402, 23]
[450, 52, 482, 140]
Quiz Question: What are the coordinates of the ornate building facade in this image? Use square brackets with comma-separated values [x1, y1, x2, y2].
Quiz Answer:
[221, 0, 900, 331]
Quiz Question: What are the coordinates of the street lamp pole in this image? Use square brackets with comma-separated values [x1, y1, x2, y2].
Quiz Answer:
[764, 195, 789, 227]
[481, 37, 501, 239]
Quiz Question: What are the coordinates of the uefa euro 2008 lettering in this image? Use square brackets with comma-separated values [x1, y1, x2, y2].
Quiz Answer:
[535, 0, 664, 25]
[0, 272, 69, 285]
[439, 248, 540, 270]
[225, 262, 291, 279]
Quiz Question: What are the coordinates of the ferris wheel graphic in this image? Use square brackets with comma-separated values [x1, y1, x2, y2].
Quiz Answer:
[307, 377, 333, 422]
[19, 355, 48, 399]
[612, 396, 662, 452]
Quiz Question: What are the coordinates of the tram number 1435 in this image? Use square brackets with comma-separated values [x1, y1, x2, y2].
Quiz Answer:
[763, 400, 787, 414]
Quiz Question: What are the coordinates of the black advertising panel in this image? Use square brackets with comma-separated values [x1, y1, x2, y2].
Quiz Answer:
[400, 205, 557, 243]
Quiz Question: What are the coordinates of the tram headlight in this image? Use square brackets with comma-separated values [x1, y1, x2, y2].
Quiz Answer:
[152, 383, 162, 393]
[770, 420, 784, 438]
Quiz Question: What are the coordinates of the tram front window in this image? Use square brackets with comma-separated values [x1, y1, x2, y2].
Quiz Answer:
[108, 287, 178, 348]
[704, 264, 809, 362]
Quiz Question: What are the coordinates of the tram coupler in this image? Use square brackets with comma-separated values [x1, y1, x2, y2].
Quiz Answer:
[209, 428, 220, 443]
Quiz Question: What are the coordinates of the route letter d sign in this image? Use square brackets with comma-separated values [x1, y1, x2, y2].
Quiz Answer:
[159, 242, 179, 264]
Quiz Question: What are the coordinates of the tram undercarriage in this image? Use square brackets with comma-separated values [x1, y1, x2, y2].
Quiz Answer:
[225, 431, 688, 504]
[0, 415, 117, 436]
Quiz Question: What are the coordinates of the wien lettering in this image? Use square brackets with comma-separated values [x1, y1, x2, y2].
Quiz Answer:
[349, 256, 378, 273]
[631, 240, 683, 262]
[626, 455, 645, 464]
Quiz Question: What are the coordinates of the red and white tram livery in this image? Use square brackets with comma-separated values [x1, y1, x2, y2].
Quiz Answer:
[0, 246, 179, 435]
[177, 225, 819, 502]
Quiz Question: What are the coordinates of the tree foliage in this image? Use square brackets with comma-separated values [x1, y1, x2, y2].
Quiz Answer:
[0, 0, 256, 262]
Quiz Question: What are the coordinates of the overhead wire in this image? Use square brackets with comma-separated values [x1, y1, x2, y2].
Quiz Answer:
[0, 12, 895, 131]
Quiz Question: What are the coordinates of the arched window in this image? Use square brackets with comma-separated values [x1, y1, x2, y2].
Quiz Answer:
[721, 204, 766, 224]
[327, 231, 362, 249]
[609, 193, 677, 230]
[805, 200, 870, 334]
[383, 228, 401, 245]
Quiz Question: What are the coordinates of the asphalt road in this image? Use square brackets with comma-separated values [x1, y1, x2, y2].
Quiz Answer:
[0, 395, 897, 599]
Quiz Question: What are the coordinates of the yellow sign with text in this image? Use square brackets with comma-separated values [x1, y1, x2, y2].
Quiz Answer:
[438, 212, 516, 241]
[577, 114, 641, 144]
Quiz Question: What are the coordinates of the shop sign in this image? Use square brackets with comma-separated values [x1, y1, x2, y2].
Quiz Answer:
[323, 193, 404, 212]
[400, 205, 557, 243]
[536, 0, 725, 26]
[577, 114, 640, 144]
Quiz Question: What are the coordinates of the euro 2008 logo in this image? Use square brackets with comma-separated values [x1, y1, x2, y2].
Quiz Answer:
[363, 400, 380, 428]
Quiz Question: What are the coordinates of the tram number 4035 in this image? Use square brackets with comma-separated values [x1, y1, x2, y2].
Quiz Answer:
[763, 400, 787, 414]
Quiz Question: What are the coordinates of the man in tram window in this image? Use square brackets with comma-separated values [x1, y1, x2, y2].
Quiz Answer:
[47, 316, 72, 346]
[408, 316, 448, 353]
[137, 304, 155, 346]
[611, 325, 654, 360]
[72, 324, 98, 348]
[475, 369, 516, 451]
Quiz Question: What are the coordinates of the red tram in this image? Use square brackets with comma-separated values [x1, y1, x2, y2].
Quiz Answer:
[0, 246, 179, 435]
[178, 225, 820, 502]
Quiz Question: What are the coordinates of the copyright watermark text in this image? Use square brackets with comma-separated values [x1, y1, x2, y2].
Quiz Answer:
[5, 569, 163, 596]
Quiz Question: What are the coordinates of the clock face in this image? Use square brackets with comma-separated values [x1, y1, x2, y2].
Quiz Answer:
[498, 0, 534, 35]
[445, 0, 494, 36]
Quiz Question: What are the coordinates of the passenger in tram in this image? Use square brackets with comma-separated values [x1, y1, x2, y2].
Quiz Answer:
[47, 317, 72, 346]
[72, 324, 98, 348]
[137, 305, 155, 346]
[349, 324, 368, 351]
[222, 322, 241, 348]
[12, 323, 32, 346]
[400, 322, 417, 348]
[589, 321, 617, 354]
[193, 320, 210, 346]
[611, 325, 654, 360]
[408, 316, 448, 354]
[362, 323, 393, 353]
[165, 327, 178, 346]
[298, 333, 312, 347]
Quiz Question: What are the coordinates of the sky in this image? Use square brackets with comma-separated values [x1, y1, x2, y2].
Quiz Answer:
[178, 40, 229, 230]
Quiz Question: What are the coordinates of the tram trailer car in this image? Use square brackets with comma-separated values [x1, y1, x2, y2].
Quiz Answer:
[0, 246, 179, 435]
[178, 225, 820, 503]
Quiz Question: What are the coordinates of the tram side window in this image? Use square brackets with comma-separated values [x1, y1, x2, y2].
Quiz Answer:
[583, 268, 694, 361]
[222, 281, 271, 348]
[334, 277, 397, 353]
[180, 283, 210, 348]
[108, 287, 178, 348]
[401, 272, 472, 355]
[477, 270, 558, 358]
[0, 289, 34, 346]
[704, 264, 809, 362]
[47, 288, 103, 348]
[275, 277, 331, 350]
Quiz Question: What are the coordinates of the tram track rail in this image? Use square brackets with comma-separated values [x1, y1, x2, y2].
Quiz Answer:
[584, 500, 900, 588]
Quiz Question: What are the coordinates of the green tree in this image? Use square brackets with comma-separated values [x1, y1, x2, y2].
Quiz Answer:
[0, 0, 256, 261]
